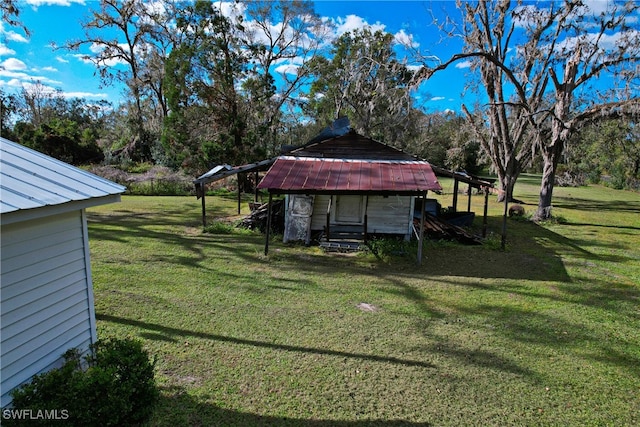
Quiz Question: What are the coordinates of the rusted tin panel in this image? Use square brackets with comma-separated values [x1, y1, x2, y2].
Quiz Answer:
[258, 157, 442, 194]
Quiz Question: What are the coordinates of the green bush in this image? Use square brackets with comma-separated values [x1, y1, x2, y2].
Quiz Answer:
[8, 338, 158, 427]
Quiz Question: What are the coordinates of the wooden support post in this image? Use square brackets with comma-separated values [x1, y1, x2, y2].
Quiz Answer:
[467, 183, 472, 212]
[264, 192, 273, 256]
[363, 195, 369, 242]
[452, 179, 459, 212]
[482, 187, 489, 238]
[237, 173, 242, 214]
[254, 171, 259, 203]
[201, 189, 207, 227]
[417, 191, 427, 265]
[326, 195, 332, 242]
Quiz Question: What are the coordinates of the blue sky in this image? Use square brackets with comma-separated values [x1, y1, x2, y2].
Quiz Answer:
[1, 0, 471, 114]
[2, 1, 637, 115]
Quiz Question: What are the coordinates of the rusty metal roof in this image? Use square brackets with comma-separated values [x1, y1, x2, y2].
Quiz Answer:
[257, 156, 442, 195]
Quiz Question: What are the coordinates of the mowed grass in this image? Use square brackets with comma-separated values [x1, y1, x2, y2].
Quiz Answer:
[87, 178, 640, 426]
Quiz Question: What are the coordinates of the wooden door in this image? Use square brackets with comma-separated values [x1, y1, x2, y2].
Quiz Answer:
[334, 195, 364, 224]
[283, 195, 315, 243]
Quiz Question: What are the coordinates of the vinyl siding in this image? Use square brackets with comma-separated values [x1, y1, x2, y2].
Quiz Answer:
[310, 195, 413, 237]
[1, 211, 95, 407]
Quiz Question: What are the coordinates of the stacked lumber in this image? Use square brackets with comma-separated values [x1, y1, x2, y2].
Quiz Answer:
[415, 213, 482, 245]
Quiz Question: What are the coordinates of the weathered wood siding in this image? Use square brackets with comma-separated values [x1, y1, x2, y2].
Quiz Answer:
[1, 210, 96, 407]
[310, 195, 413, 237]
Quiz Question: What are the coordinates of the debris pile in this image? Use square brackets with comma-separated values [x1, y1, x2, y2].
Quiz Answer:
[415, 213, 482, 245]
[237, 199, 285, 234]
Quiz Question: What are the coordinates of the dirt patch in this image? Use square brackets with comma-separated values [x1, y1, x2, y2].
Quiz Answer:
[356, 302, 379, 312]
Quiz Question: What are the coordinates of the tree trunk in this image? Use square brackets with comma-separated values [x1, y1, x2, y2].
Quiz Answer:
[497, 172, 519, 203]
[534, 139, 563, 221]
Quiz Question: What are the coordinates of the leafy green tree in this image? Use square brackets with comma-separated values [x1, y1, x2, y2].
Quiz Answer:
[64, 0, 175, 162]
[10, 87, 107, 164]
[0, 89, 18, 140]
[163, 0, 252, 174]
[304, 28, 426, 146]
[565, 118, 640, 190]
[241, 0, 330, 156]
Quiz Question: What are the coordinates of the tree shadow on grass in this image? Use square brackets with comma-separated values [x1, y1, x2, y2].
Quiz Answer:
[551, 196, 640, 214]
[96, 314, 435, 370]
[152, 385, 431, 426]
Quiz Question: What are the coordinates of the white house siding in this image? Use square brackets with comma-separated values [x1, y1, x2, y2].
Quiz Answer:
[1, 210, 96, 407]
[310, 195, 413, 237]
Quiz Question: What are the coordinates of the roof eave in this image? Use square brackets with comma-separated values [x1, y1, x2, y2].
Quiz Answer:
[0, 194, 122, 226]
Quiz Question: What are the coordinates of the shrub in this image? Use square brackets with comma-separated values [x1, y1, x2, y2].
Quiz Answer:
[366, 237, 412, 259]
[8, 338, 158, 427]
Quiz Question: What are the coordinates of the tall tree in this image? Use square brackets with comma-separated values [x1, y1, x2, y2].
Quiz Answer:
[304, 28, 426, 145]
[429, 0, 640, 217]
[0, 89, 18, 139]
[241, 0, 331, 154]
[63, 0, 174, 162]
[163, 0, 250, 173]
[565, 118, 640, 190]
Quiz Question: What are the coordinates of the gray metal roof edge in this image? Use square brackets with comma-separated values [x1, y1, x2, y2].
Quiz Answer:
[0, 138, 127, 194]
[0, 194, 122, 225]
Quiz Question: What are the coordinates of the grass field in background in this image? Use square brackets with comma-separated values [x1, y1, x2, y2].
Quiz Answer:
[87, 176, 640, 426]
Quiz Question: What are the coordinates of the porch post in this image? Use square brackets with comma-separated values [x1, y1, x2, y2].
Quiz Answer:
[452, 178, 459, 212]
[198, 184, 207, 228]
[264, 192, 273, 255]
[363, 195, 369, 242]
[417, 191, 427, 265]
[326, 195, 332, 242]
[254, 171, 259, 202]
[482, 187, 489, 238]
[237, 173, 242, 214]
[467, 183, 472, 212]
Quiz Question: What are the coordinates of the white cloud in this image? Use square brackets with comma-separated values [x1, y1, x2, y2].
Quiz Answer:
[394, 29, 419, 48]
[455, 60, 472, 69]
[1, 58, 27, 71]
[407, 64, 424, 72]
[582, 0, 612, 16]
[0, 44, 16, 56]
[215, 1, 247, 21]
[55, 56, 69, 64]
[274, 63, 300, 76]
[24, 0, 85, 6]
[81, 42, 130, 66]
[4, 31, 29, 43]
[333, 14, 386, 36]
[0, 21, 28, 43]
[431, 96, 445, 101]
[62, 91, 109, 99]
[41, 66, 58, 72]
[0, 67, 62, 86]
[0, 78, 23, 88]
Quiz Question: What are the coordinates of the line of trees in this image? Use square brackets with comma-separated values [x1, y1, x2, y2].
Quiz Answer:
[2, 0, 638, 219]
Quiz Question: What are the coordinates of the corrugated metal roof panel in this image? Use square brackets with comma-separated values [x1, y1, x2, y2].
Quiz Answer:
[0, 138, 126, 215]
[258, 156, 442, 194]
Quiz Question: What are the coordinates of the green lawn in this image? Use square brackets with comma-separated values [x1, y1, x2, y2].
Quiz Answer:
[87, 178, 640, 426]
